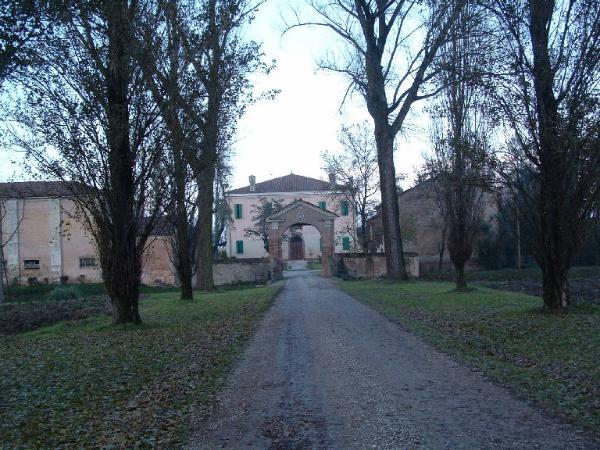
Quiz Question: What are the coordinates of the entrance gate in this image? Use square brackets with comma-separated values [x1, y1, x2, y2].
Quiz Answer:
[266, 200, 337, 277]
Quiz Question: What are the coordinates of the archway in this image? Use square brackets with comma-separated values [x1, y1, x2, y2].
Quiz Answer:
[267, 199, 337, 277]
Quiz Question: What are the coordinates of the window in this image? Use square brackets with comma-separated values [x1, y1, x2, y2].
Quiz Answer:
[342, 236, 351, 251]
[318, 201, 326, 210]
[23, 259, 40, 270]
[236, 240, 244, 254]
[234, 203, 243, 219]
[341, 200, 349, 216]
[79, 257, 97, 268]
[265, 202, 272, 216]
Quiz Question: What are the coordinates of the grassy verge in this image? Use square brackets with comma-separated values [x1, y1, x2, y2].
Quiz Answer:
[339, 280, 600, 437]
[421, 265, 600, 282]
[307, 261, 322, 270]
[0, 285, 280, 448]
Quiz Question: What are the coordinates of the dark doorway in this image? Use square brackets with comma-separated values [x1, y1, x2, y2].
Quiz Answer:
[289, 235, 304, 260]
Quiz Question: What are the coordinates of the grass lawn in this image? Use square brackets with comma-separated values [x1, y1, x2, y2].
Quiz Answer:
[307, 261, 322, 270]
[339, 280, 600, 437]
[421, 265, 600, 282]
[0, 285, 280, 448]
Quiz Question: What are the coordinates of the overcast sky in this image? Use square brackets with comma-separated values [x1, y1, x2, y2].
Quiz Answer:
[229, 0, 430, 190]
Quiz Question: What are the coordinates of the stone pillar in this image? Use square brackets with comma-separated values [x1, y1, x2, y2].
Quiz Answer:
[48, 198, 63, 282]
[3, 199, 20, 283]
[268, 221, 283, 279]
[321, 219, 334, 277]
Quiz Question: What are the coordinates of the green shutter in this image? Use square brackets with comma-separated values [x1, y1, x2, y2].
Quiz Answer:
[342, 236, 350, 251]
[319, 201, 326, 210]
[235, 204, 242, 219]
[341, 200, 349, 216]
[265, 202, 272, 216]
[236, 240, 244, 254]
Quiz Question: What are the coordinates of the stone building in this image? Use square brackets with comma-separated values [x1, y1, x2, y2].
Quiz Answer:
[366, 180, 497, 273]
[0, 181, 173, 285]
[226, 173, 356, 260]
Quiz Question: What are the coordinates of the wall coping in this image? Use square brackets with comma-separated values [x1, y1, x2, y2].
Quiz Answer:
[334, 252, 419, 258]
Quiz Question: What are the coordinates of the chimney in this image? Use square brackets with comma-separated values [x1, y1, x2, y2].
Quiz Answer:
[328, 173, 336, 184]
[249, 175, 256, 192]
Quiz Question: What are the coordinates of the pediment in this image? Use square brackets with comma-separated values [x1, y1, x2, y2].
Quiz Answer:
[266, 199, 338, 222]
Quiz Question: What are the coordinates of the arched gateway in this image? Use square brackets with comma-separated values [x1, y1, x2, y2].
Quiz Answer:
[267, 199, 337, 278]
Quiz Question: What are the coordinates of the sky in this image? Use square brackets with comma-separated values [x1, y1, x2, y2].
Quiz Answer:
[229, 0, 430, 191]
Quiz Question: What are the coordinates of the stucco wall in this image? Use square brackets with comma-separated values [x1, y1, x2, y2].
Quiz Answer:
[333, 253, 420, 279]
[142, 236, 175, 285]
[226, 191, 357, 259]
[213, 259, 272, 285]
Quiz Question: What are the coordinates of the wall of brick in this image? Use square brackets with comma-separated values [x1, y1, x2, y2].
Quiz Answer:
[333, 253, 419, 279]
[213, 259, 272, 285]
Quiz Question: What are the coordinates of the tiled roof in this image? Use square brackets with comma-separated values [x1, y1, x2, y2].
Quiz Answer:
[0, 181, 87, 198]
[228, 174, 339, 194]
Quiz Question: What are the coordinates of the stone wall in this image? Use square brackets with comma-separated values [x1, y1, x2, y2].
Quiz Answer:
[332, 253, 419, 279]
[213, 258, 272, 286]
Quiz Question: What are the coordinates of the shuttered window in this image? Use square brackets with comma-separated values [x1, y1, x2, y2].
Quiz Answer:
[342, 236, 350, 251]
[236, 240, 244, 254]
[265, 202, 272, 216]
[341, 200, 349, 216]
[318, 201, 326, 210]
[234, 203, 243, 219]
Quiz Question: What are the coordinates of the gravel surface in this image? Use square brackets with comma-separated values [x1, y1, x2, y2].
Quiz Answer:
[190, 271, 598, 449]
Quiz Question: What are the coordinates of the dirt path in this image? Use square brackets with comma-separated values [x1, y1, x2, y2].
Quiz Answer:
[190, 271, 597, 449]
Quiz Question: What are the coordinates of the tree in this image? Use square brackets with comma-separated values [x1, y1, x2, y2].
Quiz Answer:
[425, 0, 495, 291]
[213, 161, 232, 259]
[289, 0, 467, 279]
[491, 0, 600, 310]
[245, 198, 287, 253]
[6, 0, 166, 324]
[136, 0, 265, 291]
[177, 0, 266, 290]
[322, 121, 379, 252]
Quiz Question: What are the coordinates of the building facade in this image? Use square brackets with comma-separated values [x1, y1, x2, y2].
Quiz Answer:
[366, 180, 497, 273]
[0, 182, 174, 286]
[226, 174, 356, 260]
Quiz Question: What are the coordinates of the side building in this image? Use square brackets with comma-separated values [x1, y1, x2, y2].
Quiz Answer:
[366, 180, 497, 273]
[0, 181, 174, 286]
[226, 173, 356, 260]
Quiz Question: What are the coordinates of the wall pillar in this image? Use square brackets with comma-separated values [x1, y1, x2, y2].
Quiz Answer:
[321, 219, 334, 277]
[268, 221, 283, 279]
[3, 199, 20, 282]
[48, 198, 63, 282]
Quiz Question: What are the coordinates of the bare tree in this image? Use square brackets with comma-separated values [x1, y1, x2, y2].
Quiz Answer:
[289, 0, 467, 279]
[245, 197, 287, 253]
[322, 121, 379, 252]
[424, 0, 495, 291]
[6, 1, 166, 324]
[213, 161, 233, 259]
[491, 0, 600, 310]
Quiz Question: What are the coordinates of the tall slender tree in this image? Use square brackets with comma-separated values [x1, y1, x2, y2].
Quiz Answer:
[491, 0, 600, 310]
[290, 0, 467, 279]
[6, 0, 166, 324]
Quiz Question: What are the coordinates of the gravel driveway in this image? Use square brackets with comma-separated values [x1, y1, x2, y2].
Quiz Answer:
[190, 271, 597, 449]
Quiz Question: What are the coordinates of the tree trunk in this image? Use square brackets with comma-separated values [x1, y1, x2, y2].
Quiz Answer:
[529, 0, 571, 312]
[438, 225, 447, 272]
[104, 0, 140, 324]
[374, 125, 408, 280]
[195, 166, 215, 290]
[540, 259, 570, 311]
[455, 262, 467, 291]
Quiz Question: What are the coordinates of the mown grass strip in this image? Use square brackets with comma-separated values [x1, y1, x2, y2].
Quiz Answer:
[0, 285, 280, 448]
[339, 280, 600, 438]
